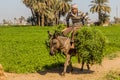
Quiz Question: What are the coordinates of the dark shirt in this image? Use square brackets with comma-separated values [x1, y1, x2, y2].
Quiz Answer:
[66, 12, 83, 27]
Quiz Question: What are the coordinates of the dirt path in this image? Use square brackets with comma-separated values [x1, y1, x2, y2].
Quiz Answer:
[5, 54, 120, 80]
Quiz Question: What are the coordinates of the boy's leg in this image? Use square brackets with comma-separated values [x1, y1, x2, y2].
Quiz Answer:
[70, 28, 75, 49]
[70, 26, 80, 49]
[62, 27, 73, 36]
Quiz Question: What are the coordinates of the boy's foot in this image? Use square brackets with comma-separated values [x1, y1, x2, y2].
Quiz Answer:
[71, 43, 74, 49]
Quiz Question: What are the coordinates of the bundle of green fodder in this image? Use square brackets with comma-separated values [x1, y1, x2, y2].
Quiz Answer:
[74, 27, 106, 65]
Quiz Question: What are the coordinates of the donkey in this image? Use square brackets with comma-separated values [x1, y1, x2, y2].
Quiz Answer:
[48, 31, 75, 76]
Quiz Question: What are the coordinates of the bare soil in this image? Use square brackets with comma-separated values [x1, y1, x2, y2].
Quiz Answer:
[5, 53, 120, 80]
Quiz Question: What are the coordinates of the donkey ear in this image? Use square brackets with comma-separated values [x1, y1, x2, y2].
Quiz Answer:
[47, 31, 53, 37]
[54, 30, 59, 38]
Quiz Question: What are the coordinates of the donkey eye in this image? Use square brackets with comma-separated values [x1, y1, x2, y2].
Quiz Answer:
[53, 42, 57, 44]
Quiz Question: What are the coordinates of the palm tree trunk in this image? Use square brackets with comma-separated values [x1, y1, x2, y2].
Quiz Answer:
[54, 11, 59, 25]
[98, 9, 102, 24]
[98, 12, 101, 22]
[56, 11, 59, 25]
[41, 14, 44, 26]
[30, 8, 36, 26]
[37, 14, 41, 26]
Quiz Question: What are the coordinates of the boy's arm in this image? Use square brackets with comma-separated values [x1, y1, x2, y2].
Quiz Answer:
[66, 12, 71, 27]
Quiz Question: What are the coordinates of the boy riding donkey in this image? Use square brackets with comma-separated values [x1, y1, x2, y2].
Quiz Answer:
[62, 4, 88, 49]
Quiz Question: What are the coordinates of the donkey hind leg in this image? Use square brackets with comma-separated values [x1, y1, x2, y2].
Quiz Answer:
[78, 55, 80, 63]
[87, 63, 90, 70]
[80, 60, 84, 71]
[62, 54, 71, 76]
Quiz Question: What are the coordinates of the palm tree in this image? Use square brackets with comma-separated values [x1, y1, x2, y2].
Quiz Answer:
[42, 0, 71, 25]
[90, 0, 111, 24]
[34, 1, 55, 26]
[33, 2, 45, 26]
[51, 0, 71, 25]
[59, 0, 71, 16]
[48, 0, 60, 25]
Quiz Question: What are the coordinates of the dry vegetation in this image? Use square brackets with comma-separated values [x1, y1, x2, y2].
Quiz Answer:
[0, 64, 6, 80]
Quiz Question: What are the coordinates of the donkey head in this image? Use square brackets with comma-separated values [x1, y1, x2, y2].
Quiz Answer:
[48, 31, 61, 56]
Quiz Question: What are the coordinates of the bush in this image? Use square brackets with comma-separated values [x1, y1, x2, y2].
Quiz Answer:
[74, 27, 106, 65]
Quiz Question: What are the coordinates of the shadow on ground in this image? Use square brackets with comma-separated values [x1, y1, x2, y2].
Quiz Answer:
[38, 63, 94, 76]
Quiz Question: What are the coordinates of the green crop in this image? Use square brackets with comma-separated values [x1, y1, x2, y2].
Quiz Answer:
[0, 25, 120, 73]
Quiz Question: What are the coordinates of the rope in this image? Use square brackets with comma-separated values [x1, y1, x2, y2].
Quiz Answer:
[57, 36, 70, 49]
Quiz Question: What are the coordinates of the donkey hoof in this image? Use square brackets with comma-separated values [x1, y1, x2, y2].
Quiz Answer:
[61, 72, 65, 76]
[80, 68, 83, 71]
[87, 68, 90, 71]
[70, 68, 73, 73]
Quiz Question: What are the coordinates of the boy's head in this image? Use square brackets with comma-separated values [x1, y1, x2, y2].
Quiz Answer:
[71, 4, 78, 14]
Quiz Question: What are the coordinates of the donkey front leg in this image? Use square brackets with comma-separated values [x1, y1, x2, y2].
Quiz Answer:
[62, 54, 71, 76]
[69, 57, 73, 73]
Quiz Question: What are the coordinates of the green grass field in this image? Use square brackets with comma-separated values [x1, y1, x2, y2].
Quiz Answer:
[0, 25, 120, 73]
[97, 25, 120, 54]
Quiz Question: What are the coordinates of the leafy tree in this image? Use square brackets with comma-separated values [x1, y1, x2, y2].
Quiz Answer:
[101, 13, 110, 24]
[114, 17, 120, 24]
